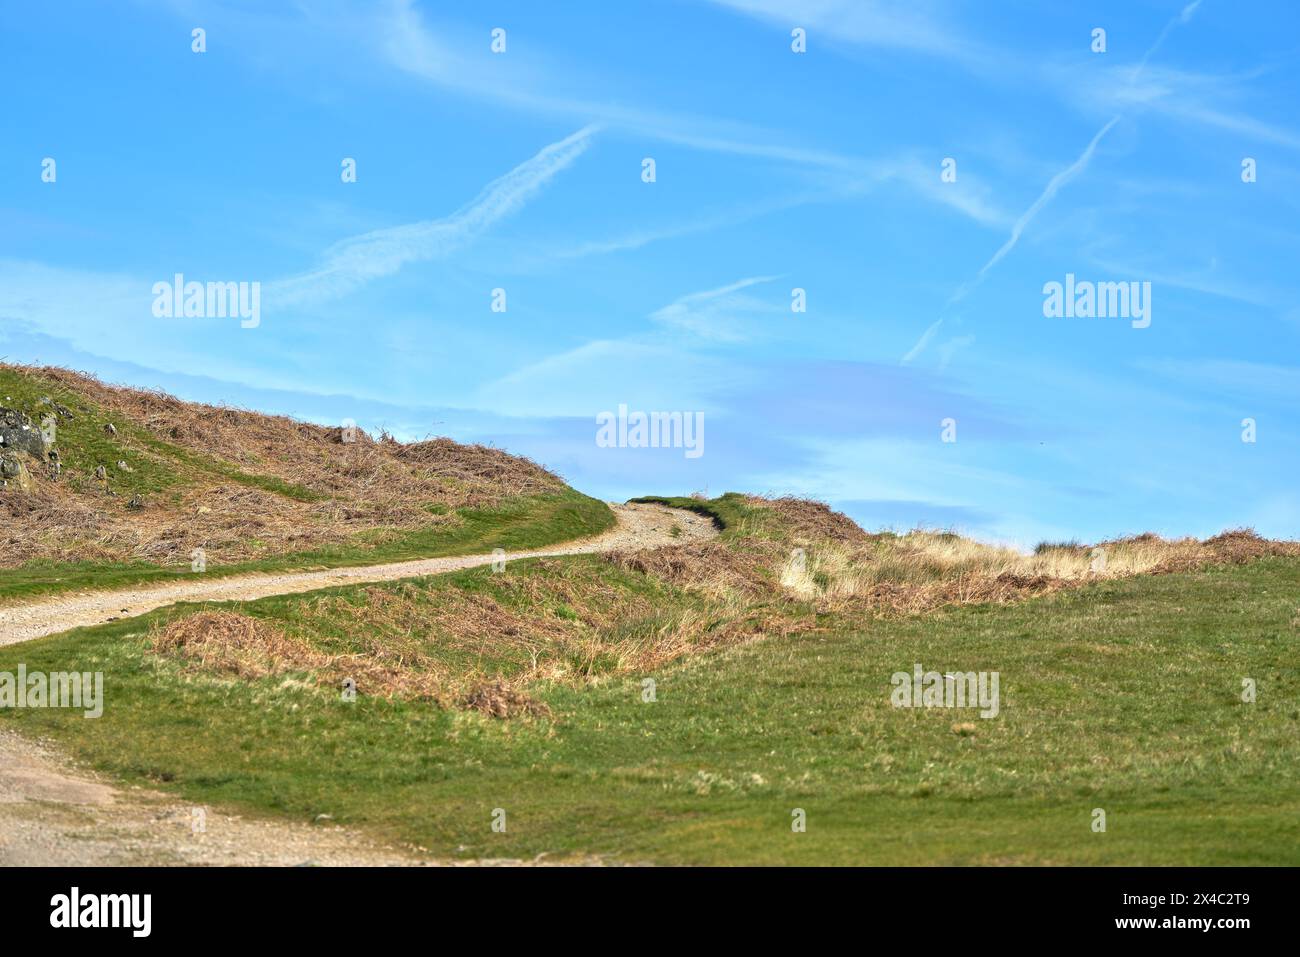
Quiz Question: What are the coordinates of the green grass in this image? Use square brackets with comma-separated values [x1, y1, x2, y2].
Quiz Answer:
[0, 488, 614, 603]
[136, 434, 323, 502]
[0, 365, 319, 502]
[3, 555, 1296, 865]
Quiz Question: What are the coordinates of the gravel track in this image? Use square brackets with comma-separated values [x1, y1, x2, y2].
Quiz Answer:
[0, 502, 716, 648]
[0, 502, 712, 865]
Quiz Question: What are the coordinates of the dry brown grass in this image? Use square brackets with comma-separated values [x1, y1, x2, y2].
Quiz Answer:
[144, 563, 657, 713]
[30, 366, 562, 505]
[605, 542, 779, 600]
[1, 365, 565, 569]
[143, 501, 1299, 720]
[143, 553, 813, 716]
[150, 610, 315, 681]
[0, 478, 387, 567]
[739, 494, 869, 544]
[614, 499, 1300, 622]
[462, 679, 552, 718]
[149, 609, 450, 702]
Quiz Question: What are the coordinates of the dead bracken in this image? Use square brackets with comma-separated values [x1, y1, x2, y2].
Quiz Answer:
[148, 610, 447, 703]
[149, 611, 310, 681]
[137, 498, 1300, 721]
[461, 679, 551, 719]
[0, 364, 566, 569]
[124, 472, 1300, 723]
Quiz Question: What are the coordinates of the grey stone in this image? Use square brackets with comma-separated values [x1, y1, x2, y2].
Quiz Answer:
[0, 451, 32, 491]
[0, 408, 50, 457]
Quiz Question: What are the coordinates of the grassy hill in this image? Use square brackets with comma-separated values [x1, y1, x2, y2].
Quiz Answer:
[0, 364, 613, 601]
[3, 492, 1296, 864]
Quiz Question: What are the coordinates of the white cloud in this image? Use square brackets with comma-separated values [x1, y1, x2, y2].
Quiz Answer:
[951, 116, 1119, 305]
[705, 0, 987, 65]
[901, 318, 943, 364]
[937, 333, 975, 370]
[1062, 59, 1300, 153]
[474, 339, 732, 417]
[379, 0, 861, 170]
[0, 126, 598, 390]
[267, 125, 598, 307]
[545, 197, 808, 261]
[649, 276, 781, 342]
[1054, 4, 1300, 153]
[375, 0, 1017, 237]
[897, 159, 1010, 229]
[0, 259, 280, 389]
[1134, 0, 1203, 75]
[1085, 253, 1279, 312]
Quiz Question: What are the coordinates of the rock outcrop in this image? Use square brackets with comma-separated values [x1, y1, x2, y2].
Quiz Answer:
[0, 450, 32, 490]
[0, 408, 50, 458]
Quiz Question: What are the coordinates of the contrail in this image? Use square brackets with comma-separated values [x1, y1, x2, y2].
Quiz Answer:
[901, 318, 944, 364]
[269, 125, 599, 307]
[954, 115, 1120, 303]
[904, 1, 1205, 359]
[1135, 0, 1202, 76]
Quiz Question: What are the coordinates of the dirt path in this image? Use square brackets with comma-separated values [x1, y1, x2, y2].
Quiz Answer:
[0, 728, 426, 866]
[0, 728, 621, 866]
[0, 502, 717, 647]
[0, 503, 708, 866]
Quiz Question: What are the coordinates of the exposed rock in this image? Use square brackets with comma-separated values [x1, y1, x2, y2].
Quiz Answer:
[0, 408, 50, 457]
[0, 451, 32, 491]
[0, 407, 50, 491]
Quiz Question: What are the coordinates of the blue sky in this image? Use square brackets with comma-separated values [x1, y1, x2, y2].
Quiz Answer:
[3, 0, 1298, 546]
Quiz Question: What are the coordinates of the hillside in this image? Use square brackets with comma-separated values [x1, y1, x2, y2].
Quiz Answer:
[0, 364, 613, 599]
[2, 489, 1297, 864]
[3, 369, 1298, 865]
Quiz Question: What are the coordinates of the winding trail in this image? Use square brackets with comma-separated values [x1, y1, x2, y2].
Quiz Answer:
[0, 502, 717, 648]
[0, 502, 711, 865]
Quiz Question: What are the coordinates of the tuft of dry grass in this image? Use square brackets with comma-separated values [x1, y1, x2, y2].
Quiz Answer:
[149, 610, 316, 681]
[737, 494, 869, 544]
[149, 610, 448, 702]
[146, 565, 663, 714]
[144, 555, 815, 717]
[773, 525, 1298, 616]
[462, 679, 552, 718]
[605, 542, 779, 600]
